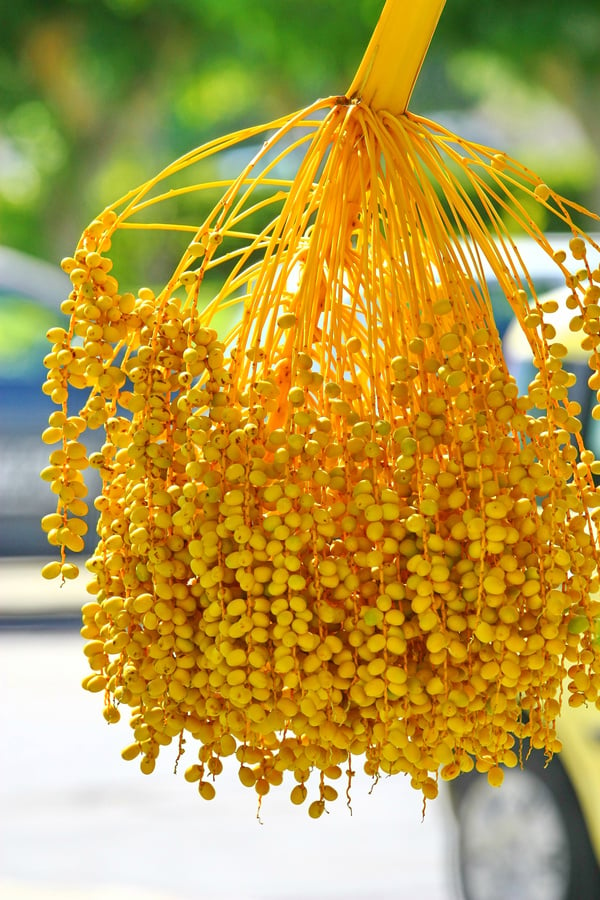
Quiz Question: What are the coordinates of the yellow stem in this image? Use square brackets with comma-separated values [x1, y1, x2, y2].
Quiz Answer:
[347, 0, 446, 114]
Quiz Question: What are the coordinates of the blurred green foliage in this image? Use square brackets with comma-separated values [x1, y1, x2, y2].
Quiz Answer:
[1, 0, 598, 284]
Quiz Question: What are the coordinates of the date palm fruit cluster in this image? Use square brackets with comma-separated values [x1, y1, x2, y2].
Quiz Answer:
[42, 0, 600, 815]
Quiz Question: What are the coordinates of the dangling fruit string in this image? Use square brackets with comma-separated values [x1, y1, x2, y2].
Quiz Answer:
[41, 0, 600, 814]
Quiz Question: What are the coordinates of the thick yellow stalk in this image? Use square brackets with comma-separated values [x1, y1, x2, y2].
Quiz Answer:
[347, 0, 446, 113]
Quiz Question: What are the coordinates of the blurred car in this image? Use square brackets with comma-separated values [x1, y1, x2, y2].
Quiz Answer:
[0, 246, 100, 558]
[449, 233, 600, 900]
[449, 700, 600, 900]
[0, 246, 70, 556]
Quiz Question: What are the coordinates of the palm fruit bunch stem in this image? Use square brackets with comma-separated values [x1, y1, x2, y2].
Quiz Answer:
[42, 0, 600, 815]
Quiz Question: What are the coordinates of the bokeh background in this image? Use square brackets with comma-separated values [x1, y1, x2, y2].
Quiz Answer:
[1, 3, 599, 899]
[2, 0, 600, 274]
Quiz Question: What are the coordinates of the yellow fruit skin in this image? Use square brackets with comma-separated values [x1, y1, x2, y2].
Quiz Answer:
[39, 1, 600, 818]
[41, 561, 62, 580]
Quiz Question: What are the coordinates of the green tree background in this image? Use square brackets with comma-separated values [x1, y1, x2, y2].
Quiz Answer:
[1, 0, 598, 277]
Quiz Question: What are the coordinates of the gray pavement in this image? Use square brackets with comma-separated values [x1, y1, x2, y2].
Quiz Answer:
[0, 562, 459, 900]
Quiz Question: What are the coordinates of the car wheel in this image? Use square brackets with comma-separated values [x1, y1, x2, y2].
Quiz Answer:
[450, 748, 600, 900]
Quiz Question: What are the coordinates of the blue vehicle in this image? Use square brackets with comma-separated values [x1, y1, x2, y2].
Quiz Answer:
[0, 246, 100, 557]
